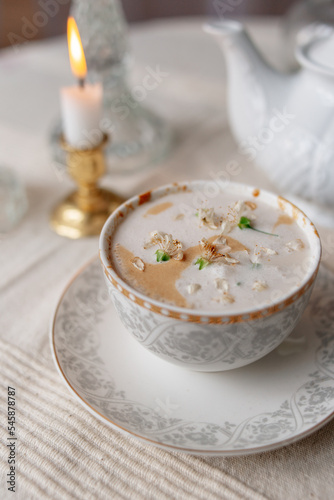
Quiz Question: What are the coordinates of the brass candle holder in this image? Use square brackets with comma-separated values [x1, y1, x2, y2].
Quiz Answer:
[50, 133, 123, 239]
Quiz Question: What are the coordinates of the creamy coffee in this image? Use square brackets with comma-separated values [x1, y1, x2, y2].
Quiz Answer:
[110, 189, 313, 312]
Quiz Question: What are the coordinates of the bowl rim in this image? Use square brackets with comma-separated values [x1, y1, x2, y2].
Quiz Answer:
[99, 180, 321, 324]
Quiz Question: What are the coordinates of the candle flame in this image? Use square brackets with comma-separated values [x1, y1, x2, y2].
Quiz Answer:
[67, 17, 87, 80]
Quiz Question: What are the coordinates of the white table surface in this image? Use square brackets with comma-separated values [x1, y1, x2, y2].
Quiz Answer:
[1, 17, 334, 500]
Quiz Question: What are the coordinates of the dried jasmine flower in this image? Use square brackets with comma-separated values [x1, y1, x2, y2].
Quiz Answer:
[131, 257, 145, 271]
[198, 238, 222, 263]
[195, 238, 239, 270]
[144, 230, 183, 262]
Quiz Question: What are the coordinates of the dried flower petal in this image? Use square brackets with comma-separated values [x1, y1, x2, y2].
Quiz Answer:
[213, 293, 235, 304]
[250, 248, 261, 265]
[223, 293, 235, 304]
[187, 283, 201, 295]
[174, 213, 184, 221]
[233, 200, 245, 214]
[131, 257, 145, 271]
[250, 245, 277, 264]
[220, 219, 233, 234]
[213, 234, 227, 246]
[252, 280, 268, 291]
[213, 234, 231, 254]
[214, 278, 229, 292]
[286, 239, 304, 251]
[224, 256, 239, 264]
[197, 208, 218, 229]
[245, 201, 257, 210]
[260, 247, 278, 255]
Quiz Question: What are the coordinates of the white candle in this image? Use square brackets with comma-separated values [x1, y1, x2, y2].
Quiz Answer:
[60, 83, 103, 149]
[60, 17, 103, 150]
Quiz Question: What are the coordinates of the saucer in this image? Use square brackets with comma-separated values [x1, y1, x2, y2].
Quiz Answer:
[51, 258, 334, 456]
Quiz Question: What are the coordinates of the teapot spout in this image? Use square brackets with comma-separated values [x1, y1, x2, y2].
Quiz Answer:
[204, 20, 284, 141]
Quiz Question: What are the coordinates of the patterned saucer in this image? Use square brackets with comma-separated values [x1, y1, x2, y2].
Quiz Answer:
[51, 258, 334, 456]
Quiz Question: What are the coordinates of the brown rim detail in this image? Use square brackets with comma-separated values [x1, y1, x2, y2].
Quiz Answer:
[138, 190, 152, 205]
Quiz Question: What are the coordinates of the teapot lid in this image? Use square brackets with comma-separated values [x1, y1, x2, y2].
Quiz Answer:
[295, 23, 334, 75]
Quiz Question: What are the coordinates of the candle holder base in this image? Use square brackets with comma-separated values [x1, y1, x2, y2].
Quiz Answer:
[50, 188, 123, 239]
[50, 134, 124, 239]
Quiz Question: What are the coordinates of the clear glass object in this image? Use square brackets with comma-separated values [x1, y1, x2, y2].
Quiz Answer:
[284, 0, 334, 69]
[50, 0, 172, 174]
[0, 167, 27, 234]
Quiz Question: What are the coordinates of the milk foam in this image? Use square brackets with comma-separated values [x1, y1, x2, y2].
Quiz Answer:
[111, 190, 313, 312]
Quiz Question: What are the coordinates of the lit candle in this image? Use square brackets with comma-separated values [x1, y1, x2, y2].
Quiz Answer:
[60, 17, 103, 149]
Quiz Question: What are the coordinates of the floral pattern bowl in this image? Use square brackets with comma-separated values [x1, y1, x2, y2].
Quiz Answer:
[99, 181, 321, 371]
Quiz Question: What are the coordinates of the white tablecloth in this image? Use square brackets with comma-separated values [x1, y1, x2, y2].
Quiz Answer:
[1, 17, 333, 500]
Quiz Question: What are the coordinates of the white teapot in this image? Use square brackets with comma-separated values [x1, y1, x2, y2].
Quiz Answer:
[204, 21, 334, 217]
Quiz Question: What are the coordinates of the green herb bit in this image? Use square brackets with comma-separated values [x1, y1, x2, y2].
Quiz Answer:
[238, 216, 278, 237]
[236, 281, 242, 286]
[155, 249, 170, 262]
[252, 263, 262, 269]
[195, 257, 210, 270]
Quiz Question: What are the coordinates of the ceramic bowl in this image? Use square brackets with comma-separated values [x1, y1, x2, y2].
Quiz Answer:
[99, 181, 321, 372]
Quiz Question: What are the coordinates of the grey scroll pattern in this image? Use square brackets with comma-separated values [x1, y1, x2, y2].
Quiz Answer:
[105, 273, 312, 370]
[54, 260, 334, 452]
